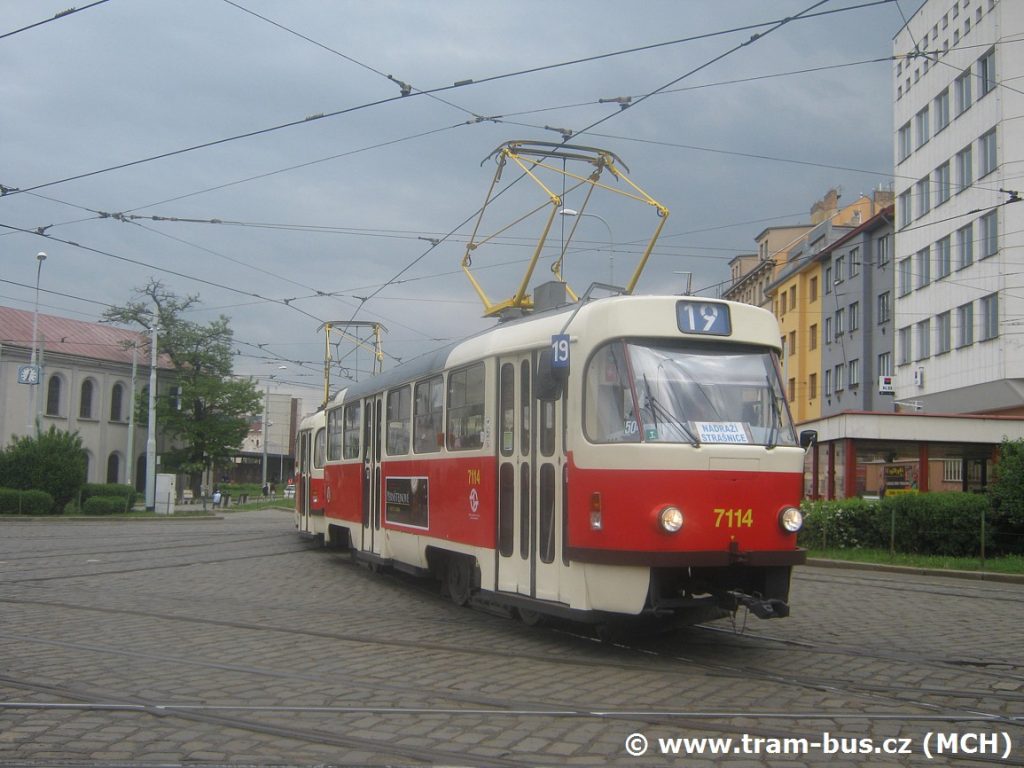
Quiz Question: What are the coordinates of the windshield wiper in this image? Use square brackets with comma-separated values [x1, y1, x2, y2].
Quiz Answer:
[642, 374, 701, 447]
[765, 374, 781, 450]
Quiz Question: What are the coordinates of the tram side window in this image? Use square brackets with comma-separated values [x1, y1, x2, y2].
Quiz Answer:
[342, 402, 361, 459]
[584, 342, 640, 443]
[414, 375, 444, 453]
[447, 362, 485, 451]
[386, 386, 411, 455]
[313, 428, 326, 469]
[327, 408, 344, 461]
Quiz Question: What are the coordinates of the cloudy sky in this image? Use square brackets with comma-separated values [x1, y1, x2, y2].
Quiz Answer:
[1, 0, 923, 406]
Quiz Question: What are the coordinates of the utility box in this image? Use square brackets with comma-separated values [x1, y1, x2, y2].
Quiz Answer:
[155, 473, 177, 515]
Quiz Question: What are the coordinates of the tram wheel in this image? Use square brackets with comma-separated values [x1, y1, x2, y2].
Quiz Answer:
[446, 557, 473, 607]
[516, 607, 545, 627]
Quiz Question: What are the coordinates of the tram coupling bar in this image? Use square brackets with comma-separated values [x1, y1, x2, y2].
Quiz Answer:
[727, 591, 790, 619]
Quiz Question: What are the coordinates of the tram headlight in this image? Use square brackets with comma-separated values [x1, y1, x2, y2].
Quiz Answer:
[658, 506, 684, 534]
[778, 506, 803, 533]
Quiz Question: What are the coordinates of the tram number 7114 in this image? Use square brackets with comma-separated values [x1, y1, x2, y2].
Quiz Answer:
[714, 508, 753, 528]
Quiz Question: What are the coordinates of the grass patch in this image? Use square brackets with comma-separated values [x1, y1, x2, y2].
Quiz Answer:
[808, 548, 1024, 574]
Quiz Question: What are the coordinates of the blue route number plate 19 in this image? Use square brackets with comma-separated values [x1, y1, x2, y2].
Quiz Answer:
[676, 300, 731, 336]
[551, 334, 571, 368]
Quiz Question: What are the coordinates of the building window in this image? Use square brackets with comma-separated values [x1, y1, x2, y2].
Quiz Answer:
[824, 316, 832, 344]
[877, 234, 891, 266]
[935, 161, 951, 206]
[978, 48, 996, 97]
[978, 128, 997, 177]
[979, 210, 998, 258]
[898, 121, 912, 162]
[46, 375, 62, 417]
[898, 257, 912, 296]
[915, 105, 930, 148]
[809, 372, 817, 400]
[934, 87, 950, 133]
[955, 145, 972, 194]
[980, 293, 999, 340]
[110, 382, 124, 422]
[898, 189, 912, 229]
[936, 235, 951, 279]
[834, 255, 845, 283]
[957, 301, 974, 347]
[849, 301, 860, 332]
[878, 352, 892, 377]
[106, 452, 120, 484]
[936, 311, 952, 354]
[824, 368, 832, 396]
[916, 318, 931, 360]
[825, 265, 833, 292]
[79, 379, 94, 419]
[849, 248, 860, 277]
[955, 67, 972, 115]
[834, 364, 845, 391]
[957, 223, 974, 269]
[916, 176, 931, 217]
[788, 377, 796, 402]
[809, 324, 818, 351]
[809, 275, 818, 302]
[916, 247, 931, 288]
[877, 291, 891, 324]
[848, 359, 860, 389]
[835, 307, 845, 336]
[898, 326, 912, 365]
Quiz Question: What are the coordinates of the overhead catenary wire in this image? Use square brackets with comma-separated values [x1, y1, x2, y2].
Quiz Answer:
[0, 1, 895, 199]
[0, 0, 112, 41]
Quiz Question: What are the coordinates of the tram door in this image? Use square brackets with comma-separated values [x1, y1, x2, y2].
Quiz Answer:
[297, 429, 311, 532]
[361, 395, 384, 556]
[496, 353, 564, 602]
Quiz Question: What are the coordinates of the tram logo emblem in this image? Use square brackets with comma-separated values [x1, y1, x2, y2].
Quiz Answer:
[469, 487, 480, 515]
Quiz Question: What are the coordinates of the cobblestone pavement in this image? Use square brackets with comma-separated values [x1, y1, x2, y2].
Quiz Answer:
[0, 509, 1020, 767]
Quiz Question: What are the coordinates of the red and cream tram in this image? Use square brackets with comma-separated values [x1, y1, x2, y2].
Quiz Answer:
[296, 293, 813, 625]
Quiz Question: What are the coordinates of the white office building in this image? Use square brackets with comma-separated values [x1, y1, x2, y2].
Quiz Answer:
[892, 0, 1024, 414]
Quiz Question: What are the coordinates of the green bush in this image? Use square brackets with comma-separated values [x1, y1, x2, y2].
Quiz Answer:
[82, 495, 132, 516]
[0, 427, 86, 511]
[82, 483, 137, 508]
[799, 497, 885, 550]
[801, 493, 997, 557]
[0, 487, 56, 515]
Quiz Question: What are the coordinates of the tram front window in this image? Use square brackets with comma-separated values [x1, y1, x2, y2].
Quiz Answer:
[584, 340, 797, 447]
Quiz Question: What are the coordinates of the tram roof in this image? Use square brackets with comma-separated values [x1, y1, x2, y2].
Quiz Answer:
[330, 294, 780, 405]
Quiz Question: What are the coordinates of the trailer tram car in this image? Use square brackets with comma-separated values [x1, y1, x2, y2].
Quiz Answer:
[296, 293, 814, 626]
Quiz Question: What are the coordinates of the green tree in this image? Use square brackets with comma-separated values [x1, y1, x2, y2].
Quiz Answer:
[990, 437, 1024, 527]
[103, 280, 262, 496]
[0, 426, 86, 512]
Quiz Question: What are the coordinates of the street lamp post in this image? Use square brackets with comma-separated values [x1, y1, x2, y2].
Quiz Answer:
[145, 323, 158, 512]
[557, 209, 615, 285]
[261, 383, 269, 488]
[28, 251, 46, 436]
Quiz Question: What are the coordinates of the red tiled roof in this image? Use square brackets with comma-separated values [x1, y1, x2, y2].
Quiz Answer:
[0, 305, 174, 369]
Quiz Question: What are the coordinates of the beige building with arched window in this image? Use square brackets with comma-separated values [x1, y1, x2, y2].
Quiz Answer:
[0, 306, 174, 488]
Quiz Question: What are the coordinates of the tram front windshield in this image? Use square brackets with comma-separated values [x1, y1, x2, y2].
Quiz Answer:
[584, 340, 797, 447]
